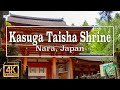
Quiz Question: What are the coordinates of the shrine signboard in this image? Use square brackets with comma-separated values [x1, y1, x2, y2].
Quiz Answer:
[100, 62, 117, 77]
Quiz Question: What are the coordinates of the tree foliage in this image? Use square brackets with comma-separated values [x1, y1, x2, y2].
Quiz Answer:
[0, 21, 11, 38]
[77, 20, 90, 53]
[7, 42, 19, 62]
[98, 13, 120, 50]
[87, 12, 120, 62]
[82, 20, 89, 26]
[88, 27, 113, 56]
[99, 11, 113, 23]
[0, 21, 12, 64]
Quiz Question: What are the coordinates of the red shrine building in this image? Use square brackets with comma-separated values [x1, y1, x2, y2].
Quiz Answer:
[2, 14, 102, 79]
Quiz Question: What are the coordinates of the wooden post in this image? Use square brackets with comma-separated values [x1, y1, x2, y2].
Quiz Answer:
[52, 57, 56, 79]
[22, 47, 28, 74]
[22, 57, 28, 74]
[69, 58, 73, 79]
[114, 48, 120, 79]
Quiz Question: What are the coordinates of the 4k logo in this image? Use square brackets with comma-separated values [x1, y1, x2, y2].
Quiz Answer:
[3, 65, 19, 77]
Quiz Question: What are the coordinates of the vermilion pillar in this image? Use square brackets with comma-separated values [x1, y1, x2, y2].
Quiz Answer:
[22, 57, 28, 74]
[22, 47, 28, 74]
[52, 57, 56, 79]
[69, 58, 73, 79]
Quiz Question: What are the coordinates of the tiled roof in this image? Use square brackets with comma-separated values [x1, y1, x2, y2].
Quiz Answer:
[79, 53, 103, 56]
[75, 57, 103, 61]
[72, 53, 113, 61]
[7, 14, 67, 26]
[72, 57, 111, 62]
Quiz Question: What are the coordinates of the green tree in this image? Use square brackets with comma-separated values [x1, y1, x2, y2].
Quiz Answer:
[77, 20, 90, 53]
[7, 42, 19, 62]
[92, 12, 120, 54]
[87, 12, 120, 62]
[99, 11, 113, 23]
[115, 13, 120, 19]
[82, 20, 89, 26]
[71, 23, 75, 26]
[87, 27, 113, 56]
[0, 21, 12, 63]
[0, 14, 10, 65]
